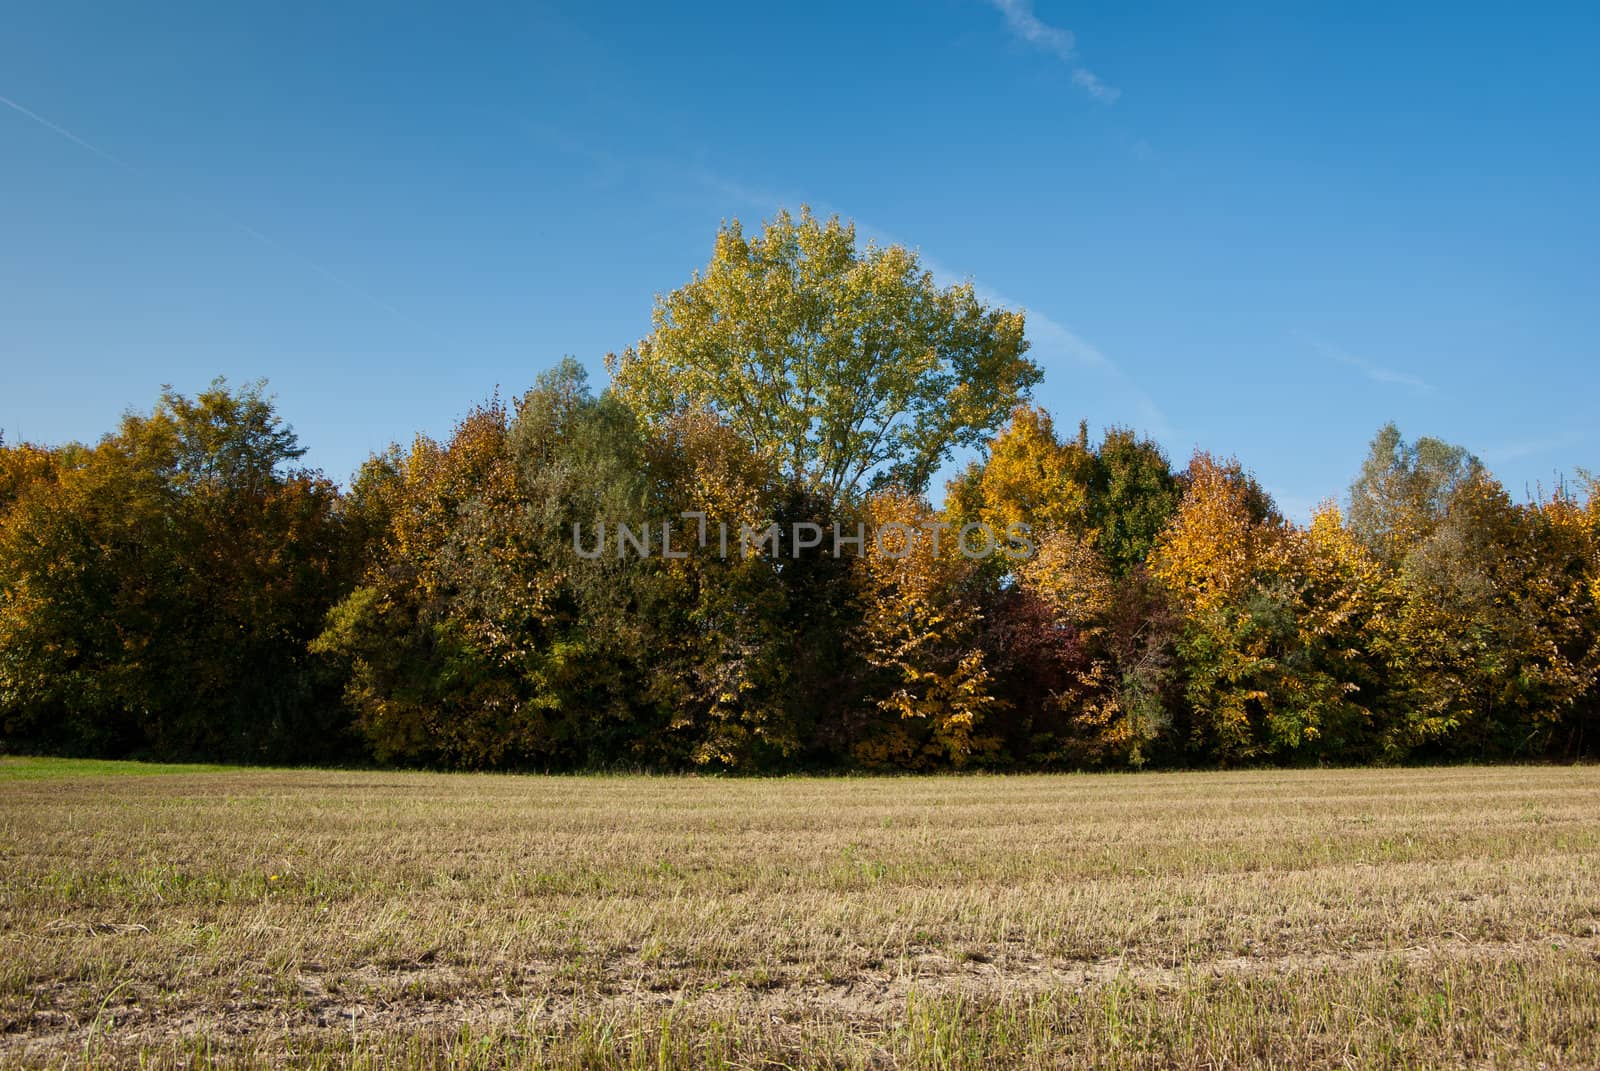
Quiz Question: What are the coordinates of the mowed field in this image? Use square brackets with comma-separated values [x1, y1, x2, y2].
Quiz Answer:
[1, 761, 1598, 1069]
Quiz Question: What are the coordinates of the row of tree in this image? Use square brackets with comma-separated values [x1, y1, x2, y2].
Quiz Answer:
[3, 210, 1596, 768]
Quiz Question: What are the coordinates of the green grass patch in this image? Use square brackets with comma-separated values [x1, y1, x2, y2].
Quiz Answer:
[0, 756, 239, 781]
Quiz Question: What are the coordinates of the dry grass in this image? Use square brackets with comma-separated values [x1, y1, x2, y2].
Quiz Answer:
[1, 759, 1598, 1068]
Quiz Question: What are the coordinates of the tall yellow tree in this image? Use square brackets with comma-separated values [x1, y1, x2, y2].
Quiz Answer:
[1150, 452, 1284, 611]
[947, 406, 1096, 537]
[1149, 453, 1286, 759]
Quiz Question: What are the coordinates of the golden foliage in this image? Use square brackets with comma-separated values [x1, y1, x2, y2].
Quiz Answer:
[1150, 453, 1283, 611]
[853, 490, 999, 767]
[1019, 528, 1114, 626]
[948, 406, 1094, 536]
[608, 207, 1038, 499]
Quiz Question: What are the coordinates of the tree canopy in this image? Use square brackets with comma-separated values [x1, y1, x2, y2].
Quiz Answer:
[607, 208, 1039, 501]
[2, 221, 1596, 772]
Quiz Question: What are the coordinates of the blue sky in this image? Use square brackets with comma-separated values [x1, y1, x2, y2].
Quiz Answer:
[2, 1, 1596, 517]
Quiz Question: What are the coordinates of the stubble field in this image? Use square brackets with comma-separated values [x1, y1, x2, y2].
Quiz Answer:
[1, 759, 1598, 1069]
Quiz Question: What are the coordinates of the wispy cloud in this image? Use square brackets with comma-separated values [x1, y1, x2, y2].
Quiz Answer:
[1297, 332, 1433, 395]
[688, 170, 1169, 437]
[957, 275, 1171, 437]
[689, 169, 804, 218]
[1071, 68, 1120, 103]
[988, 0, 1076, 56]
[1480, 430, 1586, 466]
[986, 0, 1120, 103]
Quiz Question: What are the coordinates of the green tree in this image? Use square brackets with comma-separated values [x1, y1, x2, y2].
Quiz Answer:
[607, 208, 1039, 501]
[1090, 427, 1182, 577]
[316, 360, 860, 771]
[313, 393, 555, 767]
[1348, 423, 1484, 564]
[1390, 472, 1598, 757]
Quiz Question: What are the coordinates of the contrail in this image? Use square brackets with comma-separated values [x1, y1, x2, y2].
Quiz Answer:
[0, 92, 418, 327]
[0, 94, 129, 166]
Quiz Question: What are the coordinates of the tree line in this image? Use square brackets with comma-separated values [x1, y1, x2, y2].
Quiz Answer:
[3, 210, 1596, 769]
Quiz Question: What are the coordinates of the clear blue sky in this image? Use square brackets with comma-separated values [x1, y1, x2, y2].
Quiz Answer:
[3, 1, 1596, 517]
